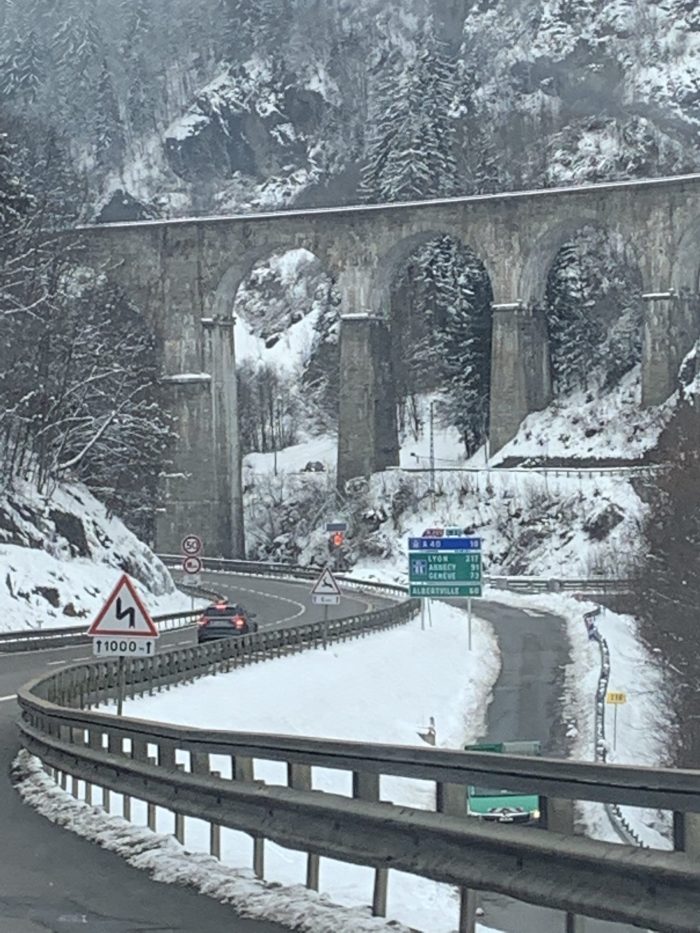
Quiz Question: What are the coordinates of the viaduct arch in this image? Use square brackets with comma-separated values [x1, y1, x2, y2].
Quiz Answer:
[78, 174, 700, 556]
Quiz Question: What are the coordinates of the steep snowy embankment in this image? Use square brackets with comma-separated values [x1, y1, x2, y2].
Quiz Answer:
[0, 478, 189, 630]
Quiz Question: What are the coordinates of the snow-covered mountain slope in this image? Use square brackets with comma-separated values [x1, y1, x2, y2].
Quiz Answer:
[5, 1, 698, 217]
[494, 366, 673, 463]
[0, 478, 189, 631]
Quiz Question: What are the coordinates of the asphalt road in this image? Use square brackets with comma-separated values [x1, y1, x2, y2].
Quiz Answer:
[474, 601, 642, 933]
[0, 572, 377, 933]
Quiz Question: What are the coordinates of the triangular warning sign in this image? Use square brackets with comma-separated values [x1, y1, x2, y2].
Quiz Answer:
[87, 574, 159, 638]
[311, 566, 341, 597]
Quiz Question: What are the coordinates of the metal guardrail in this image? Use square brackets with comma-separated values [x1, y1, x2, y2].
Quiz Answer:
[392, 463, 666, 479]
[0, 608, 204, 653]
[160, 553, 631, 596]
[15, 577, 700, 933]
[0, 557, 628, 653]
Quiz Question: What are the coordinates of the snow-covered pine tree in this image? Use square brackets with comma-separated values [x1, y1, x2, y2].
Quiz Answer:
[0, 125, 31, 237]
[428, 240, 492, 453]
[94, 59, 124, 170]
[545, 229, 642, 394]
[360, 27, 458, 202]
[2, 24, 47, 106]
[121, 1, 158, 136]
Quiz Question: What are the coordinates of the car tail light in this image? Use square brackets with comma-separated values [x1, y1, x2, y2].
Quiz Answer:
[233, 616, 245, 629]
[197, 616, 208, 627]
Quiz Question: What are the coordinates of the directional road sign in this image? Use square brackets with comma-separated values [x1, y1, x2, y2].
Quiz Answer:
[181, 534, 203, 557]
[409, 536, 482, 598]
[311, 566, 341, 606]
[409, 537, 481, 551]
[182, 555, 203, 575]
[325, 521, 347, 533]
[606, 691, 627, 705]
[87, 574, 160, 639]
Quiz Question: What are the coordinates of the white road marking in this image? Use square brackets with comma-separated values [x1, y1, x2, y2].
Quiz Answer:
[225, 584, 307, 626]
[0, 694, 16, 702]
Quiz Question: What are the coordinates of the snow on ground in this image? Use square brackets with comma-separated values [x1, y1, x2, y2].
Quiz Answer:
[86, 604, 500, 933]
[494, 367, 672, 463]
[474, 588, 672, 850]
[244, 435, 337, 476]
[357, 467, 647, 579]
[0, 477, 193, 631]
[235, 308, 321, 376]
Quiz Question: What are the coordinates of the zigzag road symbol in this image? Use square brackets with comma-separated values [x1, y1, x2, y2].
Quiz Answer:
[115, 598, 136, 629]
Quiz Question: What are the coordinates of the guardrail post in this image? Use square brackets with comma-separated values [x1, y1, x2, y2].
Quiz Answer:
[174, 763, 186, 844]
[436, 782, 465, 817]
[352, 770, 387, 916]
[541, 797, 585, 931]
[459, 887, 477, 933]
[287, 763, 320, 890]
[210, 770, 222, 859]
[147, 756, 157, 830]
[436, 781, 474, 930]
[253, 836, 265, 879]
[233, 755, 254, 782]
[674, 811, 700, 857]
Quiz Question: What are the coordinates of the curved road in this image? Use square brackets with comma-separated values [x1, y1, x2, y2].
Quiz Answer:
[0, 576, 642, 932]
[0, 572, 379, 933]
[475, 600, 641, 933]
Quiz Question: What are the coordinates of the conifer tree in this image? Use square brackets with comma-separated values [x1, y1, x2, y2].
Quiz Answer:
[360, 29, 458, 202]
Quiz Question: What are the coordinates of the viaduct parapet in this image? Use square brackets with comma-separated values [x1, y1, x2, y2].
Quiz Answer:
[76, 175, 700, 554]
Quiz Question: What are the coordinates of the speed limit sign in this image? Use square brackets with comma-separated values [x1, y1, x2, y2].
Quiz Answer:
[181, 534, 202, 557]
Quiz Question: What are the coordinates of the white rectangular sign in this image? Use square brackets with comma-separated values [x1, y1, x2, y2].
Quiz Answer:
[312, 593, 340, 606]
[92, 637, 157, 658]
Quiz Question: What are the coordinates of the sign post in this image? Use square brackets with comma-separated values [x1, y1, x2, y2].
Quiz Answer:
[311, 566, 341, 628]
[606, 691, 627, 750]
[87, 574, 160, 716]
[181, 535, 203, 608]
[408, 533, 482, 649]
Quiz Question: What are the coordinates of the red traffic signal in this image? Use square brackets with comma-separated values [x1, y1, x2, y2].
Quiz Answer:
[329, 531, 345, 549]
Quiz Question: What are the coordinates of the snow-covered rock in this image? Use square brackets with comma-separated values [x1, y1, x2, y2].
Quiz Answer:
[0, 477, 186, 631]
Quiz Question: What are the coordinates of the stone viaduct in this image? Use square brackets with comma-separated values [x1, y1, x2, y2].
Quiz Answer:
[78, 174, 700, 557]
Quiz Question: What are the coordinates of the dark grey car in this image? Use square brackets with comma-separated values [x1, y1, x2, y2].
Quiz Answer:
[197, 602, 259, 643]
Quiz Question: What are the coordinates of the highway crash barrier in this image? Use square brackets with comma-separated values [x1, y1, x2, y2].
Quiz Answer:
[15, 578, 700, 933]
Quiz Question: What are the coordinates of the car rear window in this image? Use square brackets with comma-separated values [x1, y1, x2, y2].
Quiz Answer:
[204, 605, 245, 617]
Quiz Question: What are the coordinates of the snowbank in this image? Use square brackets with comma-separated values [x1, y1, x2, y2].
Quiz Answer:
[14, 751, 499, 933]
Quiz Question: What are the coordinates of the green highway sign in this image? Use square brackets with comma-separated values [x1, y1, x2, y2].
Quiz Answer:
[409, 552, 481, 582]
[408, 539, 482, 599]
[410, 582, 483, 598]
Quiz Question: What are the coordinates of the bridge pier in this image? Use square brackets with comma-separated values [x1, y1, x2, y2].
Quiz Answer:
[156, 315, 245, 559]
[337, 314, 399, 490]
[488, 303, 552, 454]
[642, 291, 700, 406]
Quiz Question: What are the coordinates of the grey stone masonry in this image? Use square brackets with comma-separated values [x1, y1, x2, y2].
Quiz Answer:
[489, 304, 552, 453]
[75, 175, 700, 540]
[337, 315, 399, 489]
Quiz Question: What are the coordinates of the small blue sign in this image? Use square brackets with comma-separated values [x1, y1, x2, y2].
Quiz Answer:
[411, 558, 428, 576]
[409, 537, 481, 551]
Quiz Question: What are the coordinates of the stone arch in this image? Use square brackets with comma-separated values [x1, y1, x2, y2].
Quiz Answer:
[517, 213, 641, 307]
[371, 228, 497, 315]
[521, 217, 645, 397]
[372, 229, 495, 457]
